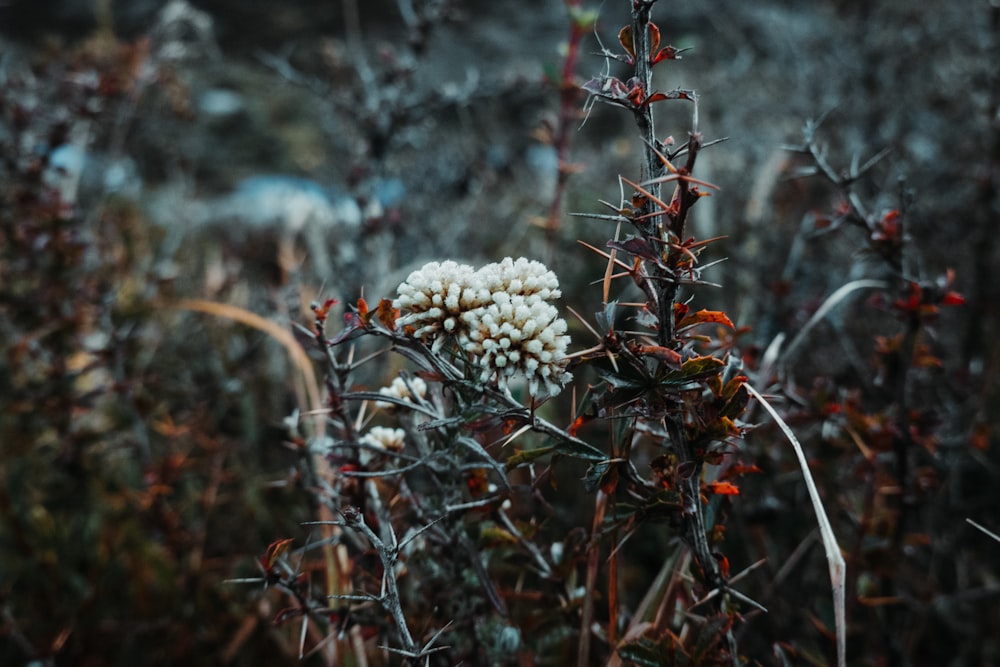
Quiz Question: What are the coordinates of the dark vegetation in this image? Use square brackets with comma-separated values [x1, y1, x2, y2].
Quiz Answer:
[1, 0, 999, 665]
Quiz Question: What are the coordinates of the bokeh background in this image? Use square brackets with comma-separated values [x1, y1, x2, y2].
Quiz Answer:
[1, 0, 998, 664]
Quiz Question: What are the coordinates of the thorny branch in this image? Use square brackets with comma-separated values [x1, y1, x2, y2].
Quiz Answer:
[581, 2, 740, 663]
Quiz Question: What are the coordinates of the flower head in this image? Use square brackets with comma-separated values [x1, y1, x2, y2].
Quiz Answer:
[375, 375, 428, 409]
[462, 291, 572, 396]
[360, 426, 406, 452]
[357, 426, 406, 466]
[394, 257, 572, 397]
[476, 257, 562, 301]
[394, 260, 478, 350]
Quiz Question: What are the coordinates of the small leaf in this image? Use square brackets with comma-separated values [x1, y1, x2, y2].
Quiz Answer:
[569, 413, 595, 437]
[648, 22, 661, 54]
[557, 438, 610, 462]
[376, 297, 400, 329]
[592, 363, 648, 391]
[584, 459, 618, 494]
[650, 88, 697, 105]
[506, 445, 556, 467]
[941, 291, 965, 306]
[700, 416, 742, 443]
[692, 614, 733, 662]
[652, 45, 680, 65]
[616, 641, 663, 667]
[677, 308, 735, 331]
[596, 300, 618, 332]
[607, 236, 665, 266]
[260, 537, 294, 572]
[719, 380, 749, 421]
[637, 344, 683, 368]
[618, 25, 635, 60]
[706, 480, 740, 496]
[581, 75, 634, 108]
[659, 355, 724, 386]
[479, 525, 519, 546]
[356, 297, 371, 325]
[466, 467, 490, 496]
[311, 297, 339, 323]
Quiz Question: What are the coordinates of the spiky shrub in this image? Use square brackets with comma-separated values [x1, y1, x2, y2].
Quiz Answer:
[245, 4, 758, 664]
[245, 2, 973, 666]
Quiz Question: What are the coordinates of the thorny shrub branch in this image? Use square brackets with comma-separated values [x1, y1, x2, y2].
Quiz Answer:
[579, 2, 744, 664]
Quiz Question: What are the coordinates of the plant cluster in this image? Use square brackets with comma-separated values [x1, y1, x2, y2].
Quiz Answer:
[2, 1, 992, 666]
[0, 33, 326, 667]
[245, 2, 988, 665]
[244, 3, 779, 665]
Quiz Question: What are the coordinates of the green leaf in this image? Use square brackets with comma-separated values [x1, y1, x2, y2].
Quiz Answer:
[719, 377, 749, 421]
[596, 300, 619, 333]
[659, 356, 724, 386]
[617, 639, 665, 667]
[593, 364, 648, 391]
[617, 631, 681, 667]
[506, 445, 556, 467]
[506, 438, 606, 465]
[583, 459, 618, 494]
[556, 438, 609, 462]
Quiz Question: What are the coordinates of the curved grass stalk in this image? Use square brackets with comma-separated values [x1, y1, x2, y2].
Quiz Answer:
[746, 382, 846, 667]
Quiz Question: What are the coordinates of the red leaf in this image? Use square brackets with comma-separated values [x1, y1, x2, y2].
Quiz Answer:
[569, 413, 595, 437]
[652, 45, 680, 64]
[648, 21, 661, 54]
[466, 468, 489, 496]
[706, 481, 740, 496]
[260, 537, 294, 572]
[311, 297, 339, 323]
[716, 553, 731, 579]
[677, 308, 735, 331]
[618, 25, 635, 60]
[638, 344, 684, 367]
[941, 291, 965, 306]
[376, 297, 400, 328]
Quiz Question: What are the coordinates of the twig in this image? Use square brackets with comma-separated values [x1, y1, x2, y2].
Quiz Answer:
[578, 489, 608, 667]
[966, 518, 1000, 543]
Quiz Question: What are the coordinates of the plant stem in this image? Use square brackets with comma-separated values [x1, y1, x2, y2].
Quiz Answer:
[579, 489, 608, 667]
[544, 0, 589, 262]
[630, 1, 664, 219]
[626, 3, 737, 662]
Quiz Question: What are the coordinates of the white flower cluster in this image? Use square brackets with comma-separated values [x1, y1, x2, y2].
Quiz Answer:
[394, 257, 572, 396]
[360, 426, 406, 452]
[375, 375, 428, 409]
[357, 426, 406, 466]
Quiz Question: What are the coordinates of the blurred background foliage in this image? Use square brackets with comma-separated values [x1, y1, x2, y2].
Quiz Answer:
[1, 0, 998, 664]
